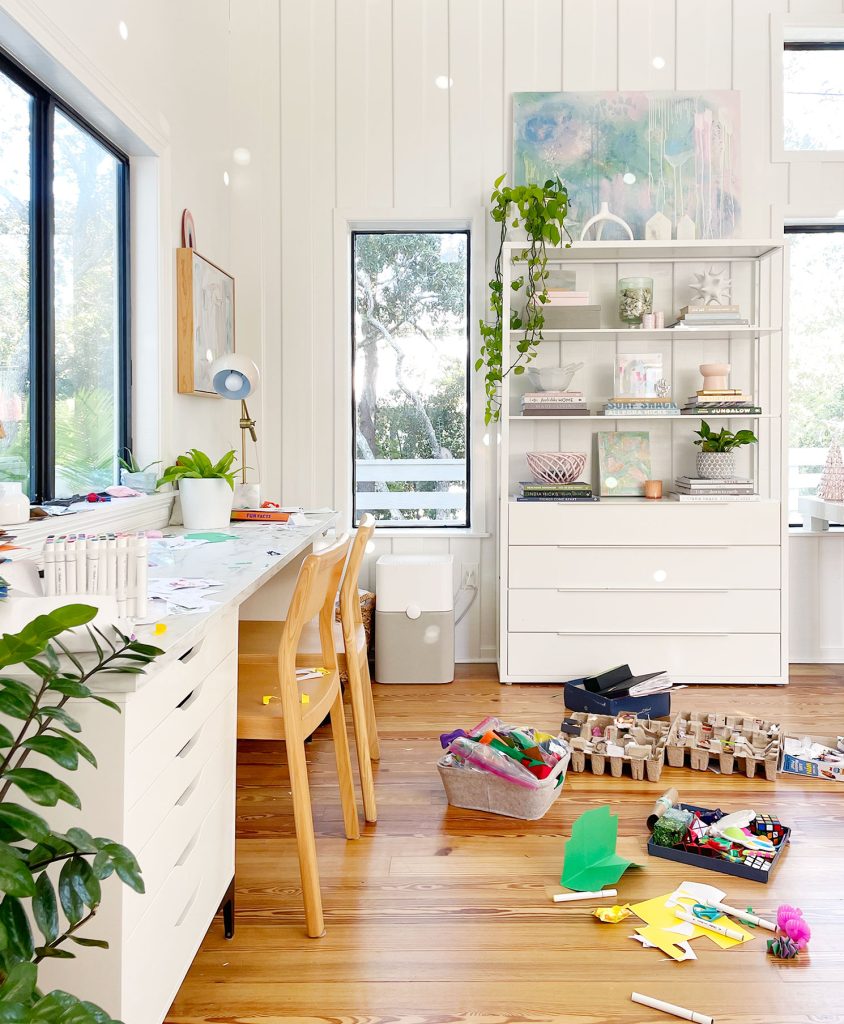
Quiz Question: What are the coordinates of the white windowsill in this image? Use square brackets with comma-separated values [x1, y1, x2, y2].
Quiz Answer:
[373, 528, 492, 540]
[6, 493, 176, 560]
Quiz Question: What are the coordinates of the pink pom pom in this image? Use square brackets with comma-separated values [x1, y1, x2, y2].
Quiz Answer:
[777, 904, 811, 949]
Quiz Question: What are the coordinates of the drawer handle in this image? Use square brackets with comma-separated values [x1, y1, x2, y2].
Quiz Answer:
[176, 765, 206, 806]
[179, 640, 205, 664]
[177, 681, 204, 711]
[178, 724, 205, 759]
[554, 631, 731, 638]
[175, 882, 201, 927]
[176, 827, 202, 867]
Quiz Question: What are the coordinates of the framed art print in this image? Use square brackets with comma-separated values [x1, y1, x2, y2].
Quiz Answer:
[176, 248, 235, 396]
[597, 431, 651, 496]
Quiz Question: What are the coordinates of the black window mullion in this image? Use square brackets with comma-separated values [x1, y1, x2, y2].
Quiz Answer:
[117, 160, 132, 457]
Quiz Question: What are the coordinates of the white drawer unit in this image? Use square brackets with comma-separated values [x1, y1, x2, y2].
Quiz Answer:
[36, 611, 239, 1024]
[497, 240, 788, 685]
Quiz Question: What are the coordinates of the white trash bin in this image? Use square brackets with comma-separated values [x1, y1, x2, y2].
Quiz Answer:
[374, 554, 454, 684]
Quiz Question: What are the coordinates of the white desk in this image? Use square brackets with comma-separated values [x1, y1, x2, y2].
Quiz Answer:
[37, 513, 336, 1024]
[798, 495, 844, 532]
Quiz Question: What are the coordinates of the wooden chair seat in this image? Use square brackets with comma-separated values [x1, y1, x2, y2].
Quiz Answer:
[237, 661, 340, 741]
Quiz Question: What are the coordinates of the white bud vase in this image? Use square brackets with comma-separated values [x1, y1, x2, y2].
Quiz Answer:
[696, 451, 736, 480]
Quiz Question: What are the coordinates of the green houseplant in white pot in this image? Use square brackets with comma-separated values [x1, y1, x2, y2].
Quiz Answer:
[158, 449, 238, 530]
[693, 421, 758, 479]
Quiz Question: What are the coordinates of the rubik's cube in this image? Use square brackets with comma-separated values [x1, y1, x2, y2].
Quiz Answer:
[753, 813, 785, 842]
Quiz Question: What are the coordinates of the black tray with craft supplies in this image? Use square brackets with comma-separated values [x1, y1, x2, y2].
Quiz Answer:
[647, 803, 790, 884]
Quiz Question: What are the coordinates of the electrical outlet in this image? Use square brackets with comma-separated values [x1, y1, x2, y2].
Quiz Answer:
[461, 563, 479, 589]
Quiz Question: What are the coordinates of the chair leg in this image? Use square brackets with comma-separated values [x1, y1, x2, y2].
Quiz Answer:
[283, 735, 326, 938]
[345, 651, 377, 823]
[328, 689, 361, 840]
[360, 654, 381, 761]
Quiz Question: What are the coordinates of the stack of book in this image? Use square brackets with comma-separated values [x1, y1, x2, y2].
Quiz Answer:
[681, 389, 761, 415]
[517, 481, 598, 502]
[521, 391, 589, 416]
[602, 397, 680, 416]
[671, 476, 758, 502]
[545, 288, 590, 306]
[669, 304, 750, 328]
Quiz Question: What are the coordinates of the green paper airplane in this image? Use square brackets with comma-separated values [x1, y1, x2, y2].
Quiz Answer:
[561, 805, 638, 891]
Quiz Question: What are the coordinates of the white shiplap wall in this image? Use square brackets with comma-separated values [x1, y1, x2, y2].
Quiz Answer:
[265, 0, 844, 661]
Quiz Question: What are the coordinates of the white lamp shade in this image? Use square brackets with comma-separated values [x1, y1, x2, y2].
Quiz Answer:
[210, 354, 260, 400]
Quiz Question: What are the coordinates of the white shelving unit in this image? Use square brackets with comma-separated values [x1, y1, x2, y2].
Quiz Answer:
[497, 239, 788, 685]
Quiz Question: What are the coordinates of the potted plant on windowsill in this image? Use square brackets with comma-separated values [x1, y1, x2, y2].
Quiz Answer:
[157, 449, 238, 530]
[693, 421, 758, 479]
[117, 449, 160, 494]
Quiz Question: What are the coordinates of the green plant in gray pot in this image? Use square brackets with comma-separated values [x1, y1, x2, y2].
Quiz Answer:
[0, 604, 162, 1022]
[117, 450, 160, 494]
[693, 421, 758, 479]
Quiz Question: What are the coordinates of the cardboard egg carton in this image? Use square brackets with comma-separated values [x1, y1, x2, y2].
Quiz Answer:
[562, 712, 671, 782]
[666, 711, 780, 780]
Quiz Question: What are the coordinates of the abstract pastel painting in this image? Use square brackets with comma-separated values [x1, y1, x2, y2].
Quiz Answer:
[597, 431, 652, 497]
[513, 92, 741, 240]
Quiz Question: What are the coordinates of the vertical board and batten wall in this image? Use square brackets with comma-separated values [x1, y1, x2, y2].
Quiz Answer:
[273, 0, 844, 662]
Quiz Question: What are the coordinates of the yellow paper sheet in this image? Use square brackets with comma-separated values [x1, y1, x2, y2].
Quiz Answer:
[635, 925, 694, 961]
[630, 891, 751, 949]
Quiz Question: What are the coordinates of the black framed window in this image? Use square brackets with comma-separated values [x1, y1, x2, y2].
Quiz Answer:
[783, 40, 844, 151]
[351, 229, 470, 528]
[0, 50, 130, 502]
[786, 225, 844, 523]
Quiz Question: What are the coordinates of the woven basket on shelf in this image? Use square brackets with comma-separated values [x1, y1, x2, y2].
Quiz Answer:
[526, 451, 587, 485]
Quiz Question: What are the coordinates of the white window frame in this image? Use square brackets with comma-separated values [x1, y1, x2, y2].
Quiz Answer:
[333, 207, 489, 538]
[771, 13, 844, 164]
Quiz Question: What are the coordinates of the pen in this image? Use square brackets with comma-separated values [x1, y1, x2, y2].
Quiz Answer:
[97, 535, 108, 594]
[116, 534, 128, 618]
[76, 534, 86, 594]
[553, 889, 617, 903]
[702, 899, 776, 932]
[135, 533, 148, 619]
[54, 536, 65, 595]
[631, 992, 714, 1024]
[106, 534, 117, 593]
[87, 535, 99, 594]
[44, 536, 56, 596]
[66, 536, 77, 593]
[674, 906, 745, 941]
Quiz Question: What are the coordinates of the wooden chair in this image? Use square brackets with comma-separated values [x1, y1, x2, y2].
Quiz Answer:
[237, 535, 359, 938]
[240, 515, 380, 823]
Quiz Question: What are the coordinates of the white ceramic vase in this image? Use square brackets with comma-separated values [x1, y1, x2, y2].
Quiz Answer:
[178, 478, 234, 530]
[696, 451, 736, 480]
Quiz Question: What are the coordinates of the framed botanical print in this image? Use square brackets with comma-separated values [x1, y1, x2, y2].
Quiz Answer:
[176, 248, 235, 396]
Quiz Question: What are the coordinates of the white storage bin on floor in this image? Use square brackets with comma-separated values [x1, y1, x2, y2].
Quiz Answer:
[375, 554, 454, 684]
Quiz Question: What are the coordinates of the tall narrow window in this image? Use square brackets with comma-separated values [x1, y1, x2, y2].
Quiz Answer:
[783, 41, 844, 151]
[0, 51, 129, 502]
[352, 230, 470, 527]
[787, 226, 844, 518]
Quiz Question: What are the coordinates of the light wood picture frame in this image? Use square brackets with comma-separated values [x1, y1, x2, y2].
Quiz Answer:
[176, 247, 236, 396]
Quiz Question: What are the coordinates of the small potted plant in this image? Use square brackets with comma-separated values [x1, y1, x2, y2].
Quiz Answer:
[158, 448, 238, 529]
[117, 448, 160, 493]
[693, 421, 758, 479]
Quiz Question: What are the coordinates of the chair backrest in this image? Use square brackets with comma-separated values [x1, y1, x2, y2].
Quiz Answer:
[278, 535, 350, 688]
[339, 513, 376, 631]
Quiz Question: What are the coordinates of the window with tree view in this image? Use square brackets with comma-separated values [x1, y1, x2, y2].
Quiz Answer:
[0, 53, 128, 502]
[352, 230, 469, 527]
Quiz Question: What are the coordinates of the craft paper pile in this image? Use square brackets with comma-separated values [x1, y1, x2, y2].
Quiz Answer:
[439, 716, 570, 790]
[561, 806, 638, 890]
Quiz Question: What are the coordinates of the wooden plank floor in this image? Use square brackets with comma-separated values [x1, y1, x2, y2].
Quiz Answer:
[168, 665, 844, 1024]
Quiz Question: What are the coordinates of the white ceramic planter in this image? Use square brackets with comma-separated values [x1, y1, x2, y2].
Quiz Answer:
[178, 478, 234, 530]
[696, 451, 736, 480]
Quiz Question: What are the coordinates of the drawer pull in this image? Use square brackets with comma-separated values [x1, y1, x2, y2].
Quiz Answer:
[176, 766, 206, 807]
[179, 640, 205, 664]
[176, 828, 202, 867]
[175, 882, 201, 927]
[554, 631, 731, 638]
[177, 724, 204, 759]
[177, 681, 204, 711]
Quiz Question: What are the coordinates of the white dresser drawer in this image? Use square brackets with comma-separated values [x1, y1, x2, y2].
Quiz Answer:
[124, 693, 235, 927]
[509, 589, 781, 634]
[508, 632, 782, 681]
[125, 608, 237, 752]
[123, 776, 235, 1024]
[509, 545, 781, 590]
[125, 652, 236, 809]
[509, 501, 782, 547]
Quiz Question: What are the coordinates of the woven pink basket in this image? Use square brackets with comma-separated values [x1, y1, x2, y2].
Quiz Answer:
[526, 451, 587, 484]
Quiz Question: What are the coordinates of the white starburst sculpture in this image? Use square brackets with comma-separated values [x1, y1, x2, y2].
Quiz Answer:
[690, 266, 732, 306]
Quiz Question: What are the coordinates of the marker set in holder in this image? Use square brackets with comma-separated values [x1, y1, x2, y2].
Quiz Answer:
[43, 532, 148, 619]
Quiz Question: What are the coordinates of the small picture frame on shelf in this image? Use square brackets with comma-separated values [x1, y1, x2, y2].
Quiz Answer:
[616, 353, 663, 399]
[597, 431, 652, 496]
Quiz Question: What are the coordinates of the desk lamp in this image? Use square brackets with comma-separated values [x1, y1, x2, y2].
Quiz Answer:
[210, 354, 260, 496]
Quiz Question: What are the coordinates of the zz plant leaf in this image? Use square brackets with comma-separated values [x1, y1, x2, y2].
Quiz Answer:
[0, 609, 163, 1022]
[157, 448, 239, 491]
[477, 174, 572, 423]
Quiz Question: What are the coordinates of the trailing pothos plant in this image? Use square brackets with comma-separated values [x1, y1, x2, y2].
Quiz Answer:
[477, 174, 571, 423]
[0, 604, 163, 1022]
